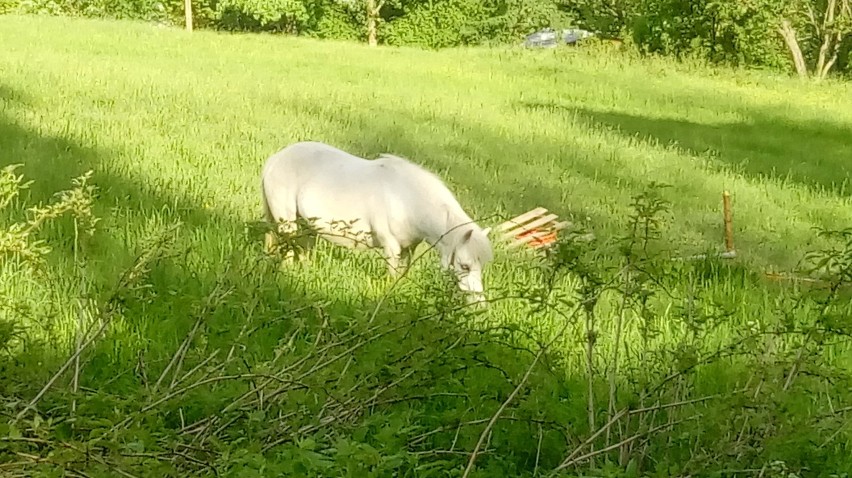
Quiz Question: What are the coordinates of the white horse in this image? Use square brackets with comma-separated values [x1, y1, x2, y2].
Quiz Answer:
[260, 141, 493, 301]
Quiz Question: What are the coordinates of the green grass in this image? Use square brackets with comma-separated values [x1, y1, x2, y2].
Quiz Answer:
[2, 14, 852, 477]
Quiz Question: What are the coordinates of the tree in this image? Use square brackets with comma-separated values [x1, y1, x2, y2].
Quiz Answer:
[565, 0, 639, 39]
[185, 0, 193, 30]
[778, 0, 852, 79]
[332, 0, 387, 47]
[366, 0, 382, 46]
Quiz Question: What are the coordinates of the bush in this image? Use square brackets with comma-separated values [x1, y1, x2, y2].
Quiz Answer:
[707, 0, 788, 68]
[627, 0, 790, 69]
[16, 0, 171, 22]
[215, 0, 309, 32]
[479, 0, 573, 44]
[383, 0, 574, 48]
[565, 0, 639, 39]
[306, 1, 363, 41]
[163, 0, 218, 28]
[383, 0, 487, 48]
[0, 0, 20, 14]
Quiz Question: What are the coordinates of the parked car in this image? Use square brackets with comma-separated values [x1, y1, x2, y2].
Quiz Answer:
[524, 28, 595, 48]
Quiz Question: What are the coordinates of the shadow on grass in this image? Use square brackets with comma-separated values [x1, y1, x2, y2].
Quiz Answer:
[0, 85, 259, 369]
[0, 84, 472, 387]
[525, 102, 852, 198]
[0, 83, 582, 475]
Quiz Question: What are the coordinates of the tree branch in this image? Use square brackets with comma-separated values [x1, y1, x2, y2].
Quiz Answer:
[462, 304, 582, 478]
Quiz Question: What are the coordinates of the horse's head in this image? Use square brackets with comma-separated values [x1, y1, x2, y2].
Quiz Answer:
[442, 226, 493, 303]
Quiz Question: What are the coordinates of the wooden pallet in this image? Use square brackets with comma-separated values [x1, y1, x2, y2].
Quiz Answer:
[496, 207, 570, 249]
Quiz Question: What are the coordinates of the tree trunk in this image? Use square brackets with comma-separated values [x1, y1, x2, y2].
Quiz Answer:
[815, 0, 837, 76]
[778, 19, 808, 78]
[184, 0, 193, 31]
[819, 30, 844, 79]
[816, 0, 851, 80]
[366, 0, 378, 47]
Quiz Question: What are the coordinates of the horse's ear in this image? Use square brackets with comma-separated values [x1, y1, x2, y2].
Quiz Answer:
[482, 227, 491, 237]
[462, 229, 473, 243]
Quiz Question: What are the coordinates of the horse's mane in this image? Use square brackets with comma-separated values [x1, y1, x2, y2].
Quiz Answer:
[375, 153, 462, 207]
[377, 153, 492, 262]
[376, 153, 442, 179]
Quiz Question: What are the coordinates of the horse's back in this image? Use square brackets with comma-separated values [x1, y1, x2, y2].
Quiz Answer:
[261, 141, 390, 221]
[262, 141, 366, 182]
[263, 142, 435, 193]
[261, 141, 459, 220]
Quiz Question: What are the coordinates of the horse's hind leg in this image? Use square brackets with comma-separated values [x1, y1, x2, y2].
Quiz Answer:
[263, 191, 301, 264]
[264, 220, 298, 263]
[277, 219, 302, 264]
[264, 230, 278, 255]
[293, 222, 316, 263]
[262, 193, 280, 256]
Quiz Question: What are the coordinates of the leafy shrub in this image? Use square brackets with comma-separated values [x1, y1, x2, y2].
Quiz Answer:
[707, 0, 788, 68]
[215, 0, 309, 32]
[306, 0, 363, 41]
[631, 0, 788, 68]
[17, 0, 165, 20]
[162, 0, 218, 28]
[383, 0, 488, 48]
[0, 0, 20, 14]
[383, 0, 574, 48]
[479, 0, 574, 44]
[564, 0, 639, 39]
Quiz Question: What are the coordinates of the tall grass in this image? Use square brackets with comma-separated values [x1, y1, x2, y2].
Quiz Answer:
[1, 14, 852, 477]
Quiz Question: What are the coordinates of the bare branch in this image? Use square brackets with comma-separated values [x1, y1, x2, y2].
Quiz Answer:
[16, 307, 117, 421]
[462, 304, 582, 478]
[558, 408, 629, 468]
[554, 416, 697, 472]
[141, 373, 305, 413]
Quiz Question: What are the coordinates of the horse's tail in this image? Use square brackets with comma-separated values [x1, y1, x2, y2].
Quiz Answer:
[259, 162, 276, 224]
[260, 178, 274, 223]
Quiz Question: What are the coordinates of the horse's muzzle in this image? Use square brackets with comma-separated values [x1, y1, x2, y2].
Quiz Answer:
[466, 293, 488, 307]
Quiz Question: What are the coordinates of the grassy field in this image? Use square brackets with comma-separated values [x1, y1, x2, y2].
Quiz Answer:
[2, 14, 852, 477]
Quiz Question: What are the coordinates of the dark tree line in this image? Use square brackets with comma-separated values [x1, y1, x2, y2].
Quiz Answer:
[3, 0, 850, 76]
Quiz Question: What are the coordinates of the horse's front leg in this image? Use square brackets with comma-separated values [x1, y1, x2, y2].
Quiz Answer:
[398, 243, 418, 275]
[381, 239, 403, 277]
